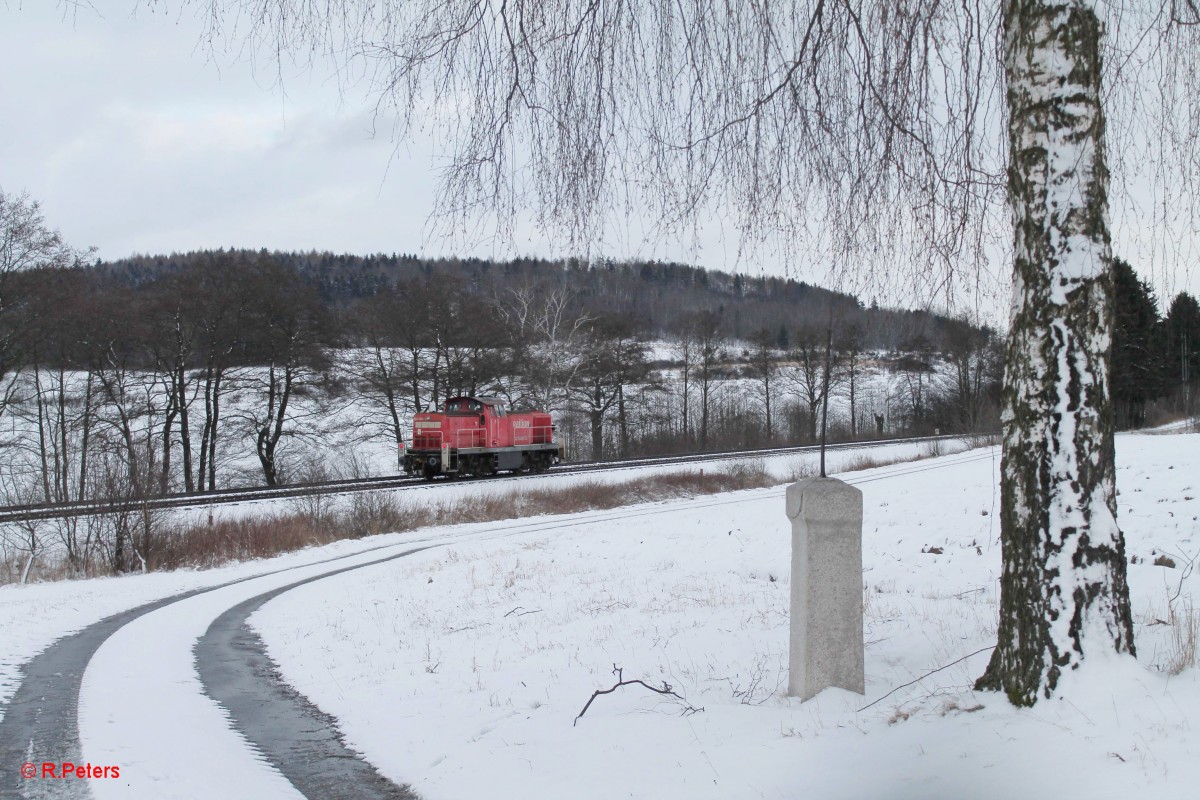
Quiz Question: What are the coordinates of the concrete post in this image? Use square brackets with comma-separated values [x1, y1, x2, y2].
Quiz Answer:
[786, 477, 865, 700]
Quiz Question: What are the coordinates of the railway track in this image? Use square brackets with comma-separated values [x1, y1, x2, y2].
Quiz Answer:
[0, 433, 989, 524]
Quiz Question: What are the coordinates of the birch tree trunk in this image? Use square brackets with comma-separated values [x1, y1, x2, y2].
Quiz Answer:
[977, 0, 1135, 705]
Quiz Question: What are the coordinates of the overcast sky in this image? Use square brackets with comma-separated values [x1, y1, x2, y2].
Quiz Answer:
[2, 3, 456, 257]
[1, 3, 755, 273]
[2, 3, 1195, 321]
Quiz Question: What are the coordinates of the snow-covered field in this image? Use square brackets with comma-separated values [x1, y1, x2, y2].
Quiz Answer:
[251, 433, 1200, 799]
[1, 432, 1197, 799]
[0, 438, 970, 713]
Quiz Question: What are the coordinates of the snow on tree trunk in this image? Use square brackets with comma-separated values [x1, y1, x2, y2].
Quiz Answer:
[977, 0, 1135, 706]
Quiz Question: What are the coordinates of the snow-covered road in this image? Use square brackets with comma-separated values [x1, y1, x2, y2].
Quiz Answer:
[1, 541, 431, 800]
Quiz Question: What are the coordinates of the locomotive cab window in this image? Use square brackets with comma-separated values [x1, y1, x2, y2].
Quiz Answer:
[446, 399, 489, 415]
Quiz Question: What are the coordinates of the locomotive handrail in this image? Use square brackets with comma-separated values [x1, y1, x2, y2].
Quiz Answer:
[454, 426, 485, 449]
[410, 424, 555, 450]
[512, 423, 554, 446]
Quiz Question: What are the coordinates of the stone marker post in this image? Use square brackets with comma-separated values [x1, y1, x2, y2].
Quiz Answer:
[785, 477, 865, 700]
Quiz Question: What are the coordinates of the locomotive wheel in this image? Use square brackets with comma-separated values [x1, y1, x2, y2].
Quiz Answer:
[422, 464, 437, 481]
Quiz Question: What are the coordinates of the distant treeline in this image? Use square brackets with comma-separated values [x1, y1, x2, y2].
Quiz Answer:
[2, 247, 1193, 579]
[91, 248, 985, 352]
[1, 248, 1010, 579]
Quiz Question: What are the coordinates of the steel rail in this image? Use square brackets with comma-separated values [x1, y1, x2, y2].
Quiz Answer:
[0, 432, 994, 524]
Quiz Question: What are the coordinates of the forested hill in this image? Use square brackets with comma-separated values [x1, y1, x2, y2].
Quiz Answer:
[96, 249, 980, 349]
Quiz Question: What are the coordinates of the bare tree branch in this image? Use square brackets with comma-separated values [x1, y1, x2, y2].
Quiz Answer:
[574, 663, 702, 726]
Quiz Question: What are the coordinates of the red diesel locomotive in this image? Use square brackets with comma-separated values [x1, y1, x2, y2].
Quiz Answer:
[404, 396, 562, 479]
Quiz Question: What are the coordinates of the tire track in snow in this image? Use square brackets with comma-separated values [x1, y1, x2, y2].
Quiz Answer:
[194, 551, 431, 800]
[0, 593, 197, 800]
[0, 542, 430, 800]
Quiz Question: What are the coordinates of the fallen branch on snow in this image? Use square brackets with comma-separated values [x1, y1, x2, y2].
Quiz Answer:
[574, 664, 703, 726]
[504, 606, 543, 617]
[857, 645, 995, 713]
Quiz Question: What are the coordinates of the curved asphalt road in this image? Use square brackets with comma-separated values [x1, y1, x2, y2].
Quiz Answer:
[0, 544, 432, 800]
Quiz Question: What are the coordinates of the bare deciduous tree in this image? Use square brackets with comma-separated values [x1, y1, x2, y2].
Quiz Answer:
[944, 324, 1001, 434]
[838, 324, 865, 439]
[0, 188, 88, 418]
[236, 257, 331, 487]
[189, 254, 252, 492]
[747, 328, 778, 442]
[669, 328, 697, 447]
[0, 469, 48, 584]
[785, 327, 837, 442]
[565, 313, 654, 458]
[682, 310, 725, 451]
[494, 282, 592, 412]
[893, 336, 937, 434]
[344, 289, 418, 469]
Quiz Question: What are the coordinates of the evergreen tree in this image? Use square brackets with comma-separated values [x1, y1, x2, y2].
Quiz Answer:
[1110, 259, 1163, 429]
[1163, 292, 1200, 413]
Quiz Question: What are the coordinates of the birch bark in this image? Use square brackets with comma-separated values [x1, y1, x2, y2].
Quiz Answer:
[977, 0, 1135, 705]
